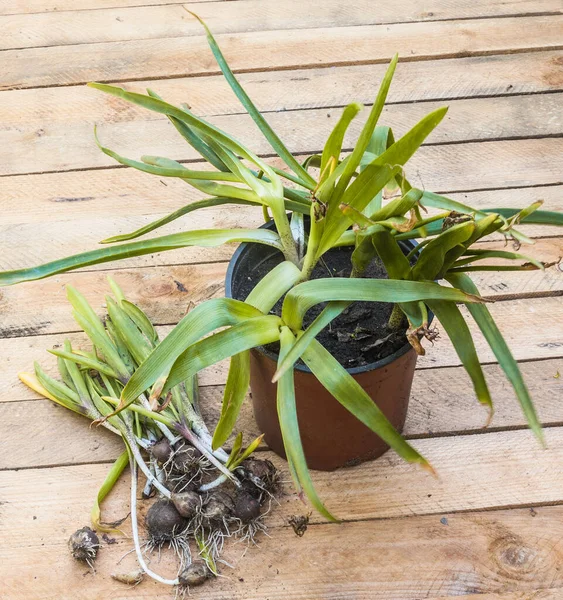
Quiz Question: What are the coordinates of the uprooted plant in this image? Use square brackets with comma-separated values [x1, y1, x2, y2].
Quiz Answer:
[4, 14, 562, 529]
[20, 279, 279, 588]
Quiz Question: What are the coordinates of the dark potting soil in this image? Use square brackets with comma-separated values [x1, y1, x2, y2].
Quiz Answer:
[232, 246, 409, 369]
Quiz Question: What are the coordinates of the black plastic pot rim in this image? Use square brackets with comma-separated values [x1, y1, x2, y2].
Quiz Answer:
[225, 221, 432, 376]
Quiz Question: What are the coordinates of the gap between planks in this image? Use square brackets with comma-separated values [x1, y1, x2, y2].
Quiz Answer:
[2, 356, 562, 470]
[1, 16, 562, 91]
[2, 426, 563, 531]
[1, 236, 561, 339]
[1, 295, 562, 405]
[2, 89, 563, 176]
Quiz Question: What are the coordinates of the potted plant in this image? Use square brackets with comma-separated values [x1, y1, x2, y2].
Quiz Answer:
[2, 15, 561, 523]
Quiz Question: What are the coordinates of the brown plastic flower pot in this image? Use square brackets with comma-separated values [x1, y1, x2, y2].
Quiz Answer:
[226, 225, 426, 471]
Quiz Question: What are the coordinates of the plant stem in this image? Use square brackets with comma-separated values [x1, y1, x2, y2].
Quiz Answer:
[298, 203, 323, 282]
[271, 204, 299, 265]
[176, 423, 240, 486]
[387, 304, 405, 330]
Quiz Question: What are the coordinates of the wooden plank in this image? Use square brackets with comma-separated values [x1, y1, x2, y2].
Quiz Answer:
[3, 357, 561, 470]
[2, 295, 562, 404]
[0, 263, 227, 338]
[2, 91, 562, 176]
[0, 238, 561, 339]
[2, 16, 562, 90]
[2, 506, 563, 600]
[2, 51, 561, 142]
[2, 427, 563, 533]
[1, 141, 561, 274]
[3, 0, 562, 50]
[3, 164, 560, 232]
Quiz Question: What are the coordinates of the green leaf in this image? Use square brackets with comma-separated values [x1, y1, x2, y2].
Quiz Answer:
[188, 11, 315, 187]
[245, 260, 302, 313]
[370, 226, 412, 279]
[282, 278, 483, 331]
[91, 450, 129, 534]
[321, 102, 363, 174]
[49, 348, 118, 377]
[301, 339, 432, 470]
[426, 300, 493, 417]
[147, 88, 229, 172]
[447, 273, 543, 443]
[33, 362, 84, 414]
[277, 327, 338, 521]
[226, 432, 244, 468]
[106, 297, 154, 365]
[120, 298, 264, 411]
[230, 432, 265, 469]
[164, 315, 283, 392]
[421, 190, 488, 216]
[0, 229, 283, 286]
[318, 107, 448, 256]
[95, 130, 240, 182]
[212, 351, 251, 450]
[453, 249, 547, 271]
[369, 187, 423, 222]
[330, 55, 398, 204]
[411, 221, 475, 281]
[66, 286, 130, 380]
[361, 127, 400, 214]
[88, 83, 278, 183]
[120, 299, 159, 344]
[101, 196, 307, 244]
[483, 207, 563, 227]
[273, 301, 349, 382]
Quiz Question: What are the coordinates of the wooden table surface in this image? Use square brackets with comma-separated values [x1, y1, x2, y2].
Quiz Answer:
[1, 1, 563, 598]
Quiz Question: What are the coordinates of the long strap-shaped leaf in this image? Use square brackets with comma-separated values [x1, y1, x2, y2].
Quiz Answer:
[426, 300, 493, 419]
[320, 102, 363, 176]
[277, 327, 338, 521]
[446, 273, 544, 443]
[245, 260, 302, 313]
[282, 278, 483, 331]
[163, 315, 283, 392]
[188, 11, 315, 188]
[273, 301, 349, 382]
[330, 55, 398, 206]
[147, 88, 229, 172]
[212, 351, 251, 450]
[482, 208, 563, 227]
[301, 338, 432, 471]
[120, 299, 264, 410]
[0, 229, 283, 286]
[88, 82, 282, 194]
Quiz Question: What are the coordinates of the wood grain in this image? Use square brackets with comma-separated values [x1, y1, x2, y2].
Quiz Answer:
[0, 0, 215, 16]
[2, 51, 561, 143]
[2, 16, 562, 90]
[3, 0, 562, 49]
[3, 357, 561, 470]
[2, 503, 563, 599]
[2, 90, 562, 176]
[2, 497, 563, 600]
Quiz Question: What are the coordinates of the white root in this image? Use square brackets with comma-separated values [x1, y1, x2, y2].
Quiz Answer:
[129, 457, 180, 586]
